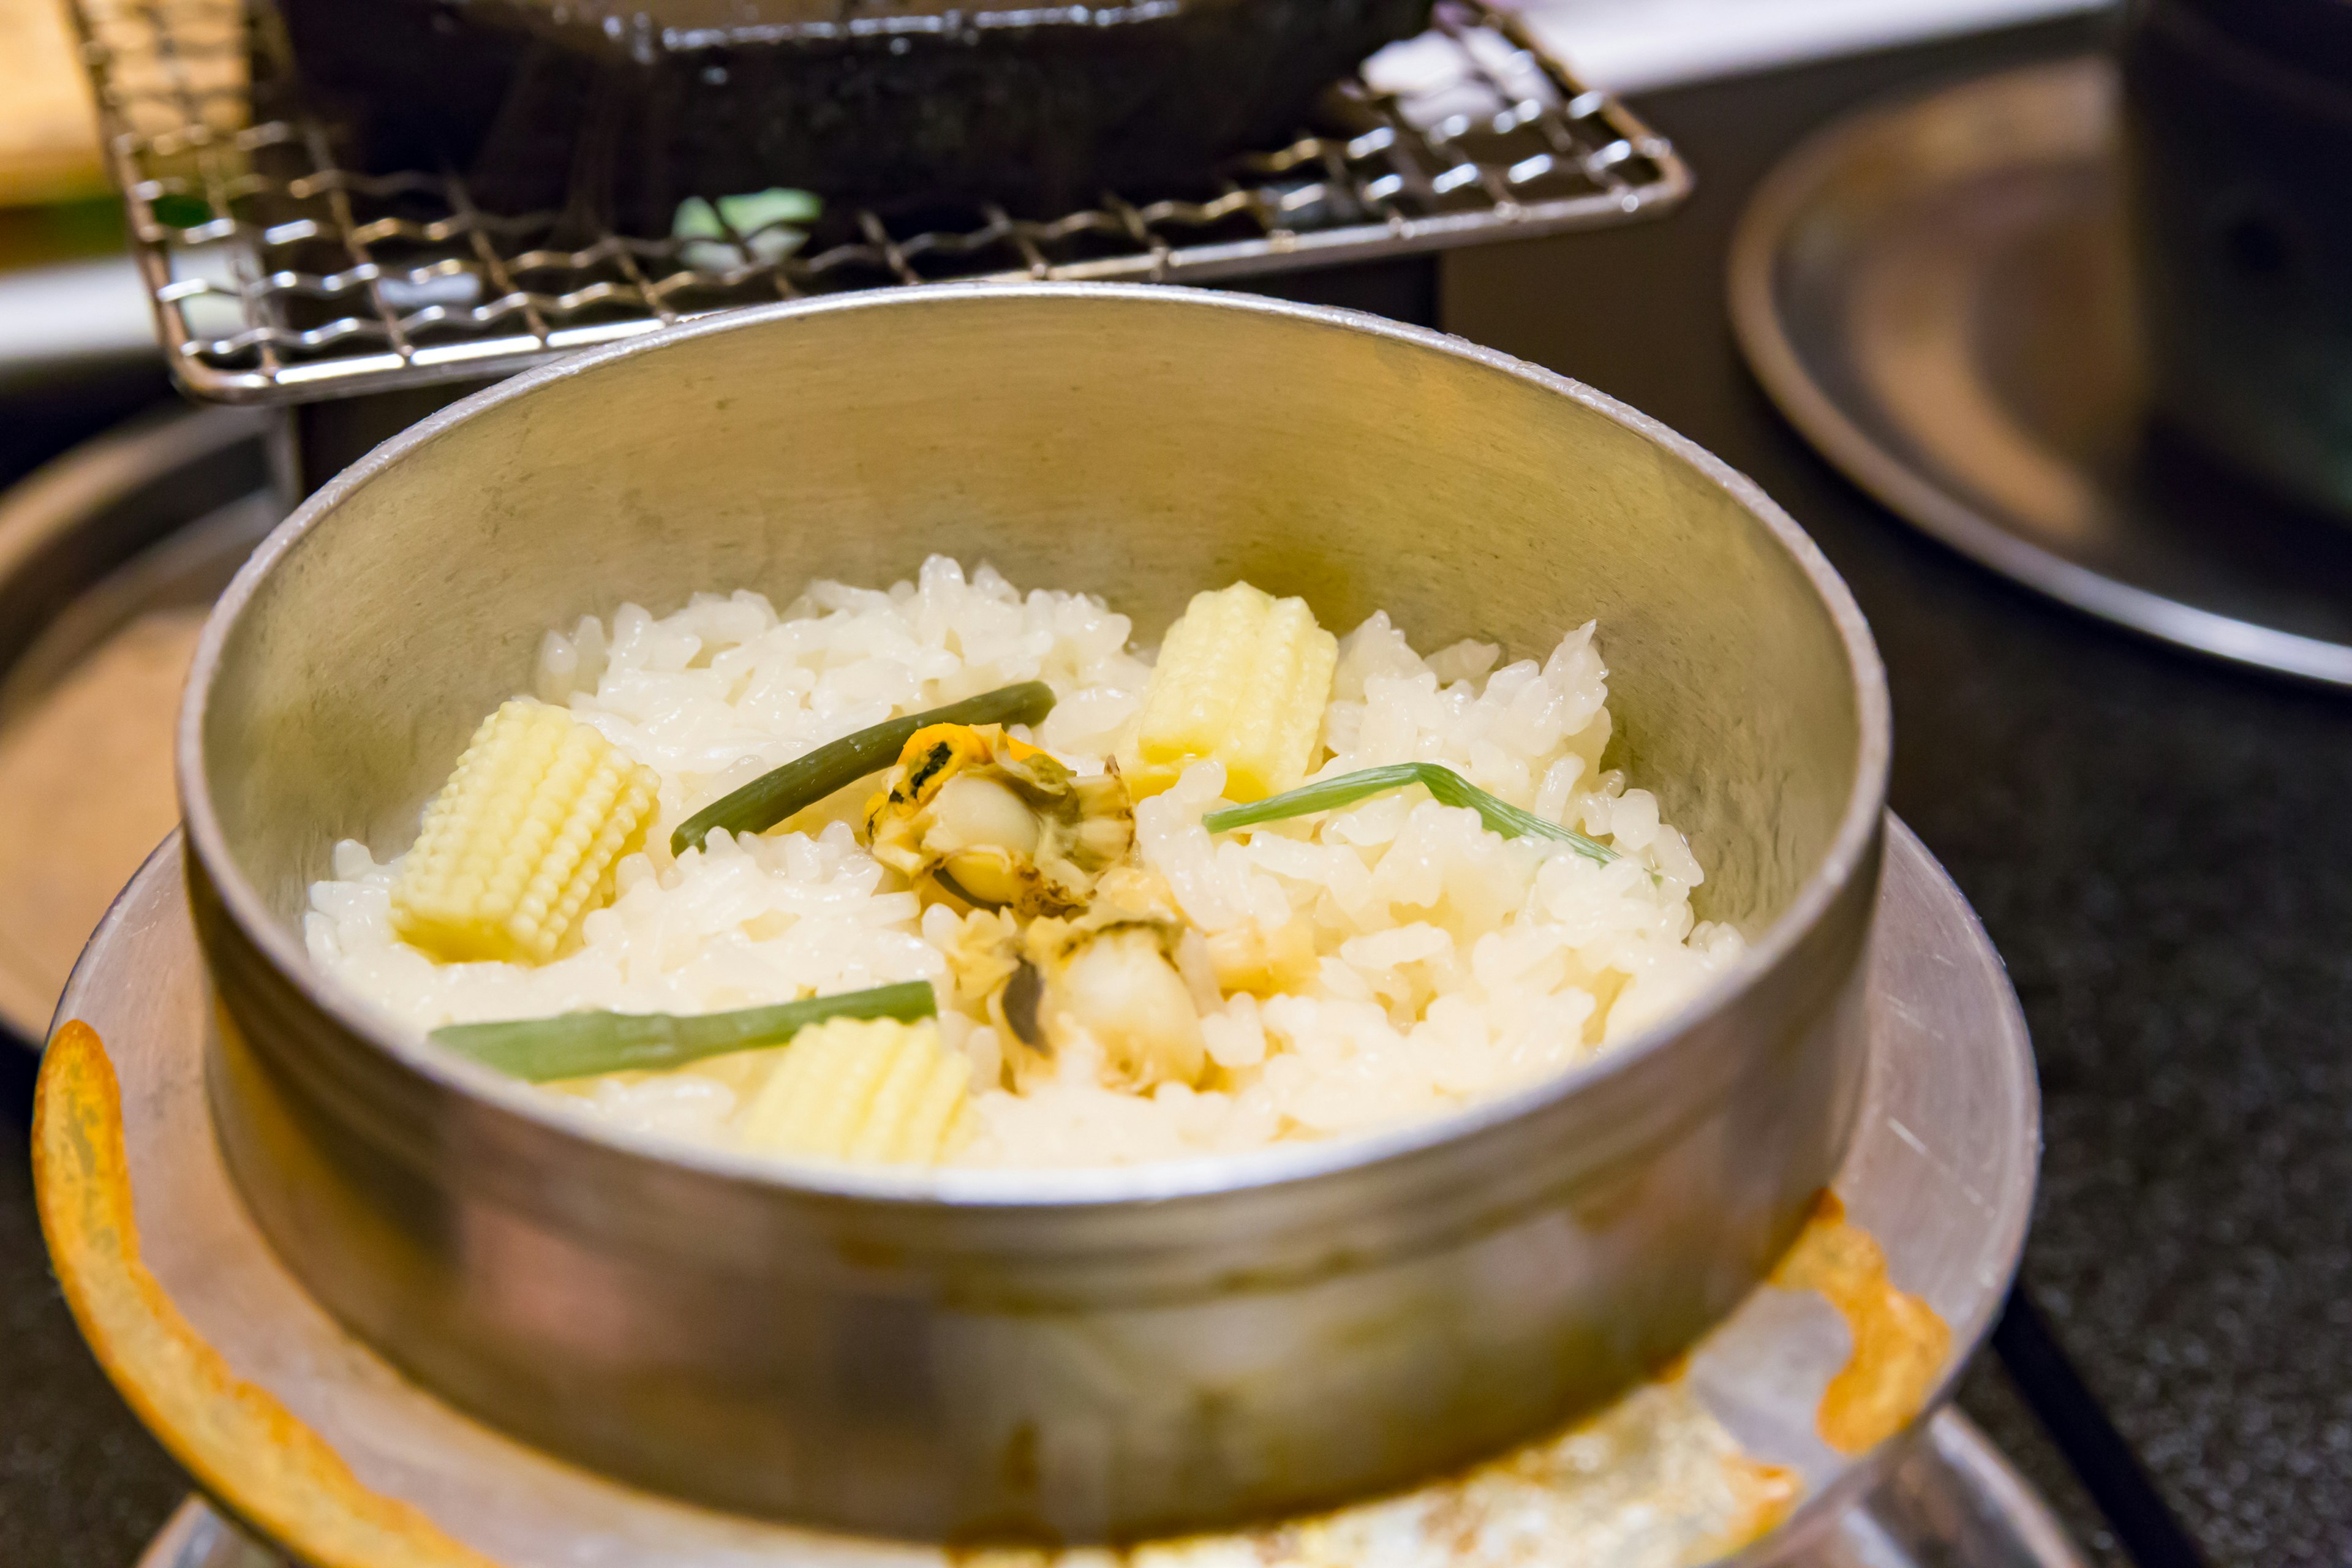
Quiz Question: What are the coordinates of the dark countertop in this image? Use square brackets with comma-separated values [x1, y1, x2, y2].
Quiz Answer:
[5, 14, 2347, 1568]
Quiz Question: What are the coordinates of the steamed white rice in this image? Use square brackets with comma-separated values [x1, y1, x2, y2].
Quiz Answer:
[304, 557, 1743, 1167]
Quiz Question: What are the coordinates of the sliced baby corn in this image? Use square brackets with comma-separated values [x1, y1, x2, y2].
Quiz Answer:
[391, 699, 658, 964]
[1205, 917, 1319, 997]
[734, 1016, 970, 1166]
[1129, 581, 1338, 803]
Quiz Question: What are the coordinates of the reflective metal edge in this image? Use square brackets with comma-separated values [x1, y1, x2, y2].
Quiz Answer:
[1725, 56, 2352, 687]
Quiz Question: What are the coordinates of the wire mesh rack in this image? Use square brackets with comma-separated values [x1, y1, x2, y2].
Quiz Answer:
[69, 0, 1691, 405]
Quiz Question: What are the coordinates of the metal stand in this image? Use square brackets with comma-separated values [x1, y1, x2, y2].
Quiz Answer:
[134, 1408, 2090, 1568]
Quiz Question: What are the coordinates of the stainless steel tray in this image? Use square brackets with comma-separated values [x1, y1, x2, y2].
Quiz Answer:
[1729, 58, 2352, 687]
[134, 1409, 2091, 1568]
[54, 819, 2059, 1567]
[69, 0, 1688, 405]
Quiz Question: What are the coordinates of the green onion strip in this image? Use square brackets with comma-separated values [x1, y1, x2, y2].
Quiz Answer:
[1204, 763, 1620, 865]
[670, 680, 1057, 856]
[430, 980, 938, 1082]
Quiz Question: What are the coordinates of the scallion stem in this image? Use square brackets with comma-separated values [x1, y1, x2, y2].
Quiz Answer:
[1204, 763, 1619, 865]
[430, 980, 938, 1082]
[670, 681, 1057, 856]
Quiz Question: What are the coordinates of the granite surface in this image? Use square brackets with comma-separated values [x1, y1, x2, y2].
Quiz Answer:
[6, 13, 2348, 1568]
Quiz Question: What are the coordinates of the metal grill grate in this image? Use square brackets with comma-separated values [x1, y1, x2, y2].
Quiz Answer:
[69, 0, 1690, 405]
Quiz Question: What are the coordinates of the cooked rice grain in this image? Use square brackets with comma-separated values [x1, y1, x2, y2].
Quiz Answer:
[306, 557, 1743, 1168]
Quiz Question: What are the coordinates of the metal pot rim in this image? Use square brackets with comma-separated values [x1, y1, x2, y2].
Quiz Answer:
[176, 281, 1892, 1209]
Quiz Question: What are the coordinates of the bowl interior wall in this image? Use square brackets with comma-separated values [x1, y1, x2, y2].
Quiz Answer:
[200, 292, 1860, 940]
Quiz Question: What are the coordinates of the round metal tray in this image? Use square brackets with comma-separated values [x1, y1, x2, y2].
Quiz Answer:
[47, 820, 2068, 1567]
[1729, 57, 2352, 687]
[0, 404, 273, 1042]
[132, 1409, 2087, 1568]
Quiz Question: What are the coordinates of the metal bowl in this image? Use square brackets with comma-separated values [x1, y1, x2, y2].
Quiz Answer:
[178, 283, 1890, 1544]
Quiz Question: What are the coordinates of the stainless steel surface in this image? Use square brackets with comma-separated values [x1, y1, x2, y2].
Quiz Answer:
[130, 1410, 2091, 1568]
[1729, 57, 2352, 686]
[135, 1498, 279, 1568]
[1812, 1412, 2089, 1568]
[73, 816, 2037, 1567]
[0, 404, 273, 1041]
[71, 0, 1687, 405]
[178, 284, 1890, 1540]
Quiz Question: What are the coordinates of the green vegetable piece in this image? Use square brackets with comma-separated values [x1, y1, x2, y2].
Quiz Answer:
[677, 191, 823, 271]
[717, 188, 822, 233]
[669, 680, 1059, 856]
[671, 189, 825, 240]
[674, 189, 822, 269]
[149, 192, 213, 228]
[1204, 762, 1620, 865]
[430, 979, 938, 1082]
[672, 195, 726, 241]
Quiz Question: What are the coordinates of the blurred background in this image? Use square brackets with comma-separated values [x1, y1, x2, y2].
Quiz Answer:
[4, 1, 2346, 1565]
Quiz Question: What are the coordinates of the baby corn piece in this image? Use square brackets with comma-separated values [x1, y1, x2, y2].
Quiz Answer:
[1206, 917, 1319, 997]
[735, 1016, 970, 1166]
[1131, 582, 1337, 803]
[391, 699, 658, 964]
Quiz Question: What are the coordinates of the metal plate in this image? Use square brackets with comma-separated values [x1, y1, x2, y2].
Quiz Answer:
[132, 1410, 2091, 1568]
[1728, 57, 2352, 687]
[0, 404, 273, 1043]
[56, 818, 2055, 1567]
